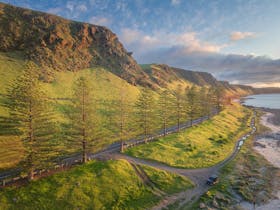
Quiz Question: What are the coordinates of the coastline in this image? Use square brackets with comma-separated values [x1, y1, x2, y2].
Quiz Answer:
[246, 110, 280, 209]
[261, 108, 280, 126]
[254, 111, 280, 168]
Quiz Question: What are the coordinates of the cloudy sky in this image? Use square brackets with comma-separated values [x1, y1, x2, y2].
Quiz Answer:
[2, 0, 280, 87]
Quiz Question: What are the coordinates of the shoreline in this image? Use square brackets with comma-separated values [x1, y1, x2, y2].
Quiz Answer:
[246, 109, 280, 209]
[239, 108, 280, 210]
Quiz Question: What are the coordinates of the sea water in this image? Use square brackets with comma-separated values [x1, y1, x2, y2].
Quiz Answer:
[243, 94, 280, 109]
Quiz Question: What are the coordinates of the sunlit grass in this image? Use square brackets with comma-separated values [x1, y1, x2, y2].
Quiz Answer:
[0, 52, 141, 169]
[0, 159, 193, 209]
[0, 136, 24, 170]
[126, 103, 253, 168]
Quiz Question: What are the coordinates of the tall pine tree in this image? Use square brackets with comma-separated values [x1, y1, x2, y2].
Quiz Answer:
[111, 82, 134, 152]
[172, 84, 185, 131]
[186, 85, 199, 126]
[158, 90, 174, 135]
[1, 61, 56, 180]
[135, 88, 156, 142]
[67, 76, 101, 163]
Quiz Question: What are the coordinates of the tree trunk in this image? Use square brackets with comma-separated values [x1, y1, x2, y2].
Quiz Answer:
[82, 141, 87, 163]
[164, 120, 166, 136]
[121, 141, 124, 152]
[28, 168, 34, 181]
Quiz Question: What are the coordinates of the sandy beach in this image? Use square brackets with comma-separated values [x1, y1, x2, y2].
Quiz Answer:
[254, 112, 280, 168]
[245, 112, 280, 210]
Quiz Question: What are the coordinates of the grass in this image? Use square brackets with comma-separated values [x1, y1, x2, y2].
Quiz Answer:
[0, 136, 24, 170]
[141, 165, 193, 194]
[0, 159, 193, 210]
[0, 52, 142, 169]
[125, 103, 253, 168]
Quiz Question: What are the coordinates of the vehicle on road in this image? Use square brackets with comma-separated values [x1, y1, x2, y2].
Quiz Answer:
[206, 175, 219, 185]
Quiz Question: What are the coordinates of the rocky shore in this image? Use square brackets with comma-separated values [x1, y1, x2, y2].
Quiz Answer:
[247, 111, 280, 210]
[254, 112, 280, 167]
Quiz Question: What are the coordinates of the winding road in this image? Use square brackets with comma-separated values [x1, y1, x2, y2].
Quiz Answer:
[108, 111, 257, 209]
[0, 112, 217, 183]
[0, 109, 256, 209]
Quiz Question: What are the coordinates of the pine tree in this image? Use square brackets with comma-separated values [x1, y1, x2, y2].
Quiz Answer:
[135, 88, 156, 142]
[67, 76, 101, 163]
[158, 90, 174, 135]
[197, 86, 210, 118]
[209, 85, 225, 113]
[110, 82, 134, 152]
[215, 85, 225, 112]
[186, 85, 198, 126]
[1, 61, 56, 180]
[172, 84, 185, 131]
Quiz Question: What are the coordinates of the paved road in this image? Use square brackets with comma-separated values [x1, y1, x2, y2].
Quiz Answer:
[0, 112, 216, 184]
[0, 109, 256, 209]
[109, 111, 257, 209]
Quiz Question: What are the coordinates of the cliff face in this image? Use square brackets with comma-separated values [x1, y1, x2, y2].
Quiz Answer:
[0, 3, 153, 87]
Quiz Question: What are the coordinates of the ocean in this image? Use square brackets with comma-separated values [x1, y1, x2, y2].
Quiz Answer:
[243, 94, 280, 109]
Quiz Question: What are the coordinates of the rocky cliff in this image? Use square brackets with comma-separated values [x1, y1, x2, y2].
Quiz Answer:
[0, 2, 153, 86]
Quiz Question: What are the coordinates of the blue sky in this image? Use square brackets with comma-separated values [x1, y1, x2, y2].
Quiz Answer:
[2, 0, 280, 87]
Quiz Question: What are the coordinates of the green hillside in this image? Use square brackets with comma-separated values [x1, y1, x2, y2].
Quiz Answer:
[126, 103, 253, 168]
[0, 52, 142, 169]
[0, 159, 193, 209]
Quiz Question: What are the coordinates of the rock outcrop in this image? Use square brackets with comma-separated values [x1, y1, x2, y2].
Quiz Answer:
[0, 2, 153, 87]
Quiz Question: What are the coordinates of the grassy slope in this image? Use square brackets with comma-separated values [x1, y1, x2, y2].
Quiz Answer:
[125, 103, 252, 168]
[142, 165, 193, 194]
[0, 159, 193, 210]
[0, 52, 140, 169]
[188, 111, 280, 210]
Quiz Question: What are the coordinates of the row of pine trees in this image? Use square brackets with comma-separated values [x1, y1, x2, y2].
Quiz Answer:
[0, 62, 224, 180]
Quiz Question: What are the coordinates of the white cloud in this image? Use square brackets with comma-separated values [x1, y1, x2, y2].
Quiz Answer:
[47, 7, 62, 15]
[171, 0, 181, 5]
[247, 82, 280, 88]
[89, 16, 111, 26]
[119, 28, 162, 53]
[77, 4, 87, 12]
[176, 32, 225, 53]
[230, 31, 256, 41]
[66, 1, 74, 12]
[119, 29, 225, 55]
[118, 29, 279, 86]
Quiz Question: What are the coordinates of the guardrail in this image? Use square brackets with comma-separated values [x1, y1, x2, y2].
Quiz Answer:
[0, 111, 218, 187]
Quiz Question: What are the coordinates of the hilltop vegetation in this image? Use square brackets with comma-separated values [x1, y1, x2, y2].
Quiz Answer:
[0, 160, 193, 209]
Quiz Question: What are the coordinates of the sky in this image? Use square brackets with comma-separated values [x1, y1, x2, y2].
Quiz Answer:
[2, 0, 280, 87]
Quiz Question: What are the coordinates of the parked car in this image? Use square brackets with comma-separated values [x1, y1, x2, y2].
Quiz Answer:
[206, 175, 219, 185]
